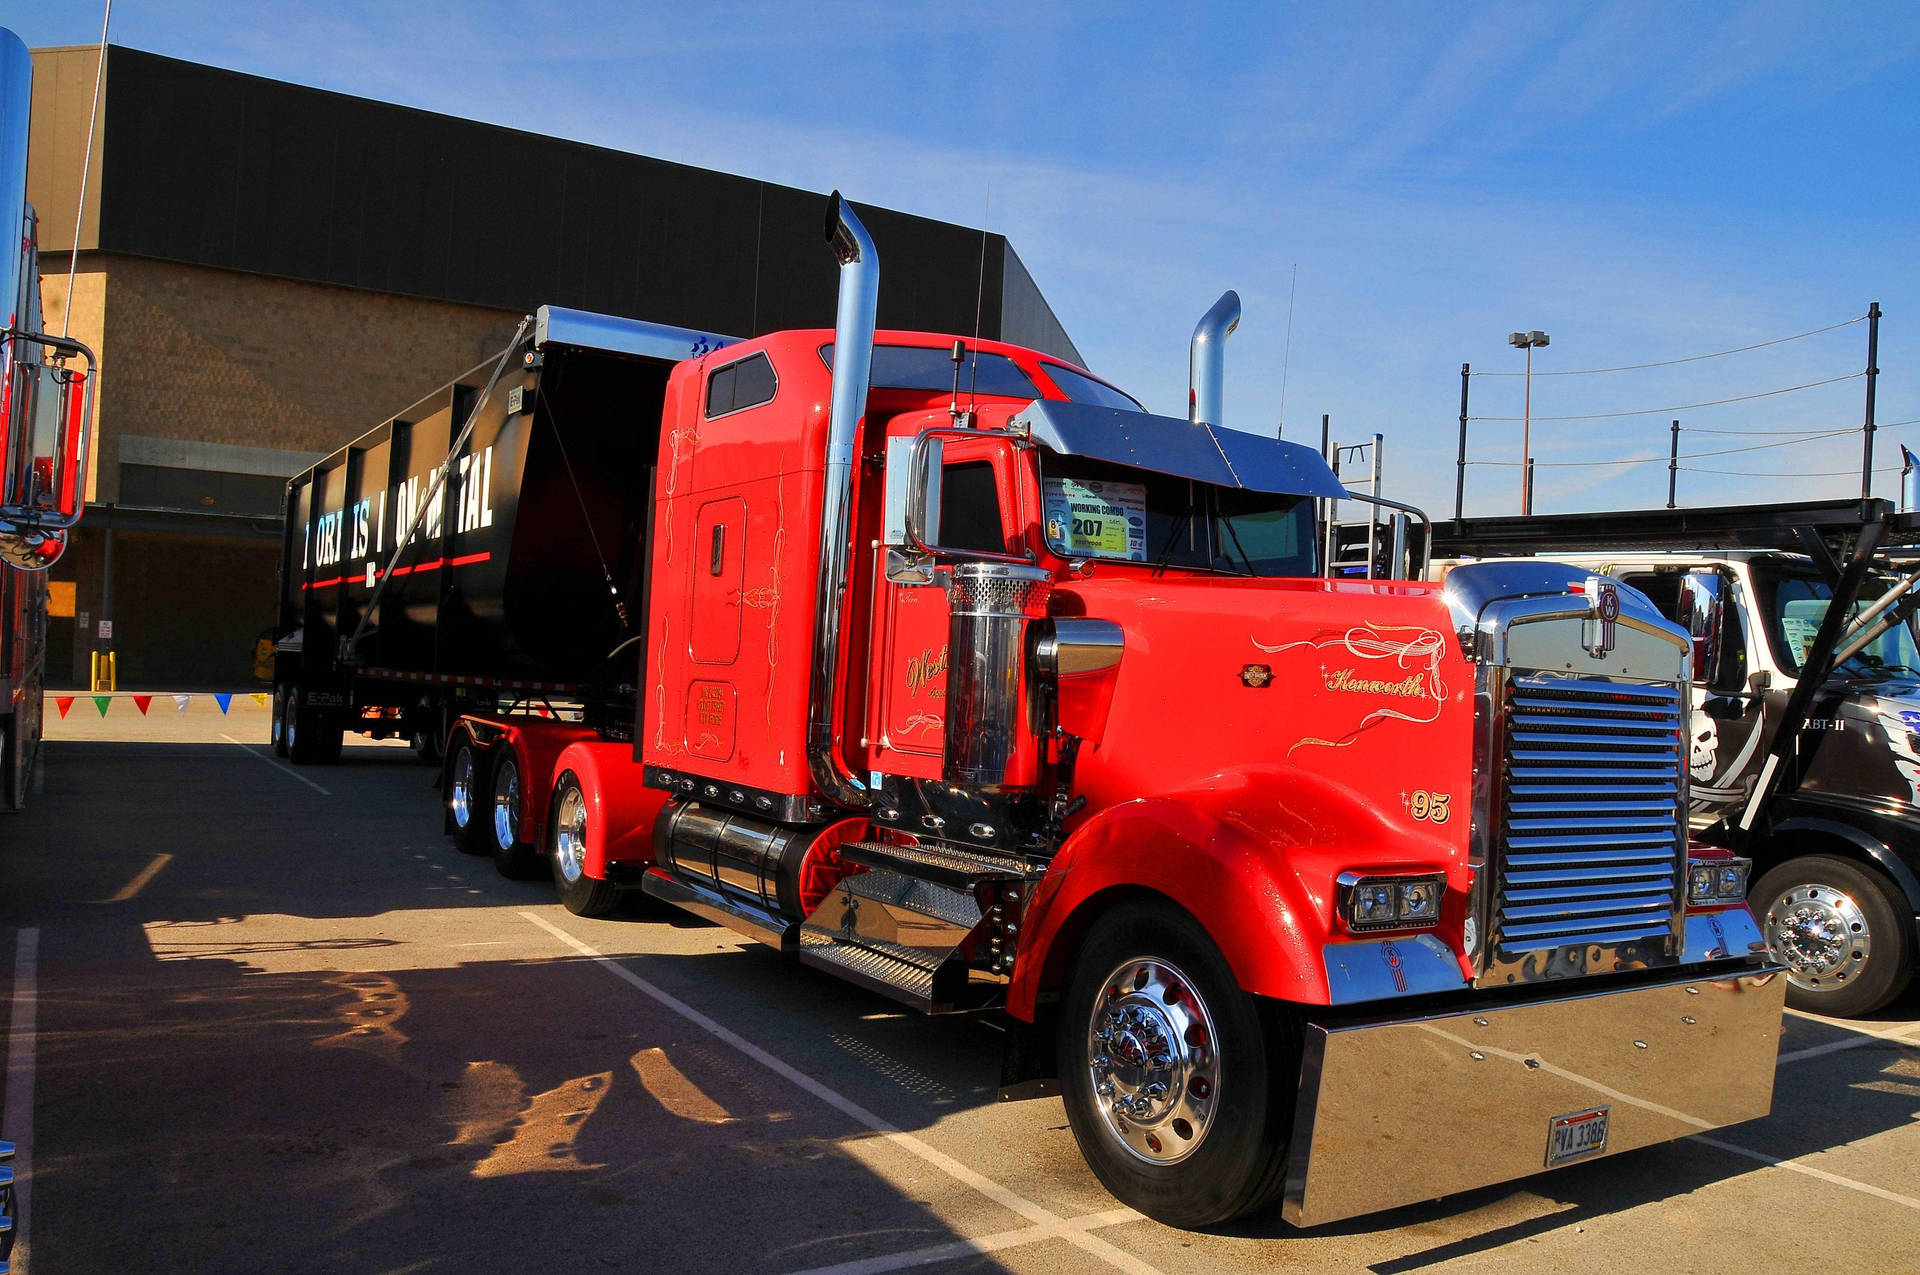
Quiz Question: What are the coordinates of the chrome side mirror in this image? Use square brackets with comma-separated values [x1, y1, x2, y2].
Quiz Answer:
[1680, 569, 1727, 686]
[0, 332, 96, 570]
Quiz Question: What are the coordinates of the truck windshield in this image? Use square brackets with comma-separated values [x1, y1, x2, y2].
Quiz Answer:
[1756, 564, 1920, 678]
[1037, 454, 1317, 577]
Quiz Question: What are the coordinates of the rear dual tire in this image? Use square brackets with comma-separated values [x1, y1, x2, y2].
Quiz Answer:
[284, 687, 341, 766]
[447, 734, 491, 856]
[488, 750, 543, 879]
[547, 770, 622, 917]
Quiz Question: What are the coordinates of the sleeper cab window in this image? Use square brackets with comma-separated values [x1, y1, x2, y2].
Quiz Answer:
[704, 352, 778, 419]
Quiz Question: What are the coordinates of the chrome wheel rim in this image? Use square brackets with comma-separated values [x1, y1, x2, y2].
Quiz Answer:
[492, 758, 520, 850]
[1086, 956, 1218, 1165]
[553, 784, 587, 884]
[285, 699, 299, 754]
[449, 747, 474, 829]
[1765, 882, 1871, 990]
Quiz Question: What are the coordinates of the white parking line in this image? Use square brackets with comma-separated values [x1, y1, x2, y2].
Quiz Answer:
[784, 1207, 1143, 1275]
[520, 911, 1165, 1275]
[1777, 1010, 1920, 1064]
[218, 736, 332, 796]
[5, 928, 39, 1275]
[1693, 1136, 1920, 1213]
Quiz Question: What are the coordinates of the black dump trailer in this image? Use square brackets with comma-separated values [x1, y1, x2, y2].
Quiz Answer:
[272, 306, 735, 762]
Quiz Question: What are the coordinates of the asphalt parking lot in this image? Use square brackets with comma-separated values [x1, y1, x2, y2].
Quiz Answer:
[2, 705, 1917, 1274]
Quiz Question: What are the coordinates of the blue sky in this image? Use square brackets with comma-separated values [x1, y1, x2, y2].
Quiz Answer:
[21, 1, 1920, 516]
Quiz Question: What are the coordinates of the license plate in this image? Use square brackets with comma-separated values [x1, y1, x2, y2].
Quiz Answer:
[1545, 1106, 1610, 1167]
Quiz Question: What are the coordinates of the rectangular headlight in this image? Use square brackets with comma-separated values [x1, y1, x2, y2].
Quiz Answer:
[1339, 871, 1445, 932]
[1688, 856, 1751, 905]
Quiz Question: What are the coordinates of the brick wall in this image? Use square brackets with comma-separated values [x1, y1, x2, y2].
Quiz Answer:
[41, 253, 524, 501]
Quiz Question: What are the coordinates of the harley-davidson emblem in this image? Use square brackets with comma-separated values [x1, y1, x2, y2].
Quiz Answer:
[1240, 663, 1272, 688]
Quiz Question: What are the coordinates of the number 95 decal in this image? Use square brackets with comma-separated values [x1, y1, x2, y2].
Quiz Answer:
[1405, 790, 1451, 823]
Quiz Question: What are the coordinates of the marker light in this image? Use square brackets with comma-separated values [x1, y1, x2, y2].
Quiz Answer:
[1338, 871, 1447, 933]
[1687, 856, 1751, 906]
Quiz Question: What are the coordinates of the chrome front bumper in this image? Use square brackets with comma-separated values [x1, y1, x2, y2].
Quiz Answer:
[1282, 966, 1784, 1228]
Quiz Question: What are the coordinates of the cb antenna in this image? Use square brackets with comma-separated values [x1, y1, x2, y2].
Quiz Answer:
[63, 0, 113, 338]
[1277, 263, 1298, 438]
[967, 183, 990, 417]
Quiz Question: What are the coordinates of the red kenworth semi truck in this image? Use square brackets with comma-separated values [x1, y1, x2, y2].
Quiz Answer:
[278, 193, 1784, 1229]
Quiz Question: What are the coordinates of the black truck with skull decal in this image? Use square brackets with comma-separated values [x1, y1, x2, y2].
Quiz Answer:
[1438, 498, 1920, 1017]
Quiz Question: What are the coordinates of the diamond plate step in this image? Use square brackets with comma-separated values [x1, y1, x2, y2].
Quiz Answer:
[797, 928, 938, 1011]
[836, 840, 1029, 890]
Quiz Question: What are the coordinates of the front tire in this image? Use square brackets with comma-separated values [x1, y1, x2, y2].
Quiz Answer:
[270, 687, 289, 757]
[1058, 900, 1297, 1228]
[446, 733, 491, 856]
[488, 747, 542, 879]
[548, 770, 623, 917]
[1755, 854, 1913, 1016]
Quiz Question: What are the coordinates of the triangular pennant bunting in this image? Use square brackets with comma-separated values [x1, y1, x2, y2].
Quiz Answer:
[54, 696, 73, 718]
[250, 692, 268, 709]
[133, 695, 153, 716]
[173, 695, 191, 714]
[214, 693, 232, 714]
[92, 695, 112, 718]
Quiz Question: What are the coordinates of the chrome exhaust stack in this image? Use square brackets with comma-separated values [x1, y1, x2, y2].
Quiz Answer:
[808, 192, 879, 809]
[1188, 289, 1240, 428]
[0, 30, 28, 339]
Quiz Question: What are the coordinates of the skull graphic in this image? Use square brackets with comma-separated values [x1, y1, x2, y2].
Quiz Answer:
[1688, 712, 1719, 782]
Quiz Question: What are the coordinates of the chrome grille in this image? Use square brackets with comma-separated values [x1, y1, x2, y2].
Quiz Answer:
[1497, 673, 1685, 956]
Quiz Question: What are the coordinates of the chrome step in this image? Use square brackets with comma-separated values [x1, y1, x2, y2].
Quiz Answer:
[835, 839, 1030, 889]
[798, 849, 1015, 1014]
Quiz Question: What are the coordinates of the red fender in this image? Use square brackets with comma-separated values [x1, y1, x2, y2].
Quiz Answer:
[1005, 765, 1468, 1020]
[551, 740, 669, 879]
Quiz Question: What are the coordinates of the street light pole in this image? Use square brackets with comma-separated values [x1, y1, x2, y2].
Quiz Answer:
[1509, 329, 1550, 515]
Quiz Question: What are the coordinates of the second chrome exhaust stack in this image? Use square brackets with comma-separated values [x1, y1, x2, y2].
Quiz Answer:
[808, 192, 879, 809]
[1188, 289, 1241, 429]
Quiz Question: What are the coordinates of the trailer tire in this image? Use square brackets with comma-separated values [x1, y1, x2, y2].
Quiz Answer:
[1755, 854, 1913, 1017]
[1058, 899, 1297, 1229]
[548, 770, 623, 917]
[286, 688, 342, 766]
[446, 733, 491, 856]
[488, 747, 542, 879]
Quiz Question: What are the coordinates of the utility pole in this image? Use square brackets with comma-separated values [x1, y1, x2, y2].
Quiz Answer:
[1454, 364, 1470, 523]
[1509, 331, 1549, 514]
[1861, 301, 1881, 499]
[1667, 420, 1680, 509]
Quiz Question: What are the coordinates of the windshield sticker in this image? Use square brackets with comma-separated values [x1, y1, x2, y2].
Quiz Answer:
[1781, 613, 1821, 664]
[1043, 478, 1147, 560]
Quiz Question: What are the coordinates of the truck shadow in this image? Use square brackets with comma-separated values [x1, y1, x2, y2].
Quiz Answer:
[12, 737, 1919, 1270]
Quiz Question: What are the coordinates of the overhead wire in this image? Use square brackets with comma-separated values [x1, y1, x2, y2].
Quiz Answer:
[1466, 371, 1865, 422]
[1468, 314, 1866, 378]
